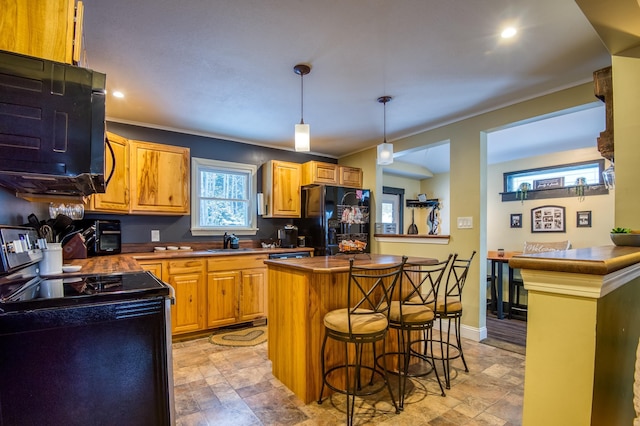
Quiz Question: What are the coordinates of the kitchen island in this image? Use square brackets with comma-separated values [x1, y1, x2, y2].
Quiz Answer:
[264, 253, 437, 404]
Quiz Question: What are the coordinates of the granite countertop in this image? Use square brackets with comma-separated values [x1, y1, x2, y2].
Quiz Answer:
[264, 254, 437, 274]
[509, 245, 640, 275]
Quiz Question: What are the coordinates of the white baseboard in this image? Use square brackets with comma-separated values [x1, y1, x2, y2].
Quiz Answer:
[432, 319, 487, 342]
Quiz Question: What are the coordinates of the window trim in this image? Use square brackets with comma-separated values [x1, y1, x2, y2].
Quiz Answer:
[190, 157, 259, 236]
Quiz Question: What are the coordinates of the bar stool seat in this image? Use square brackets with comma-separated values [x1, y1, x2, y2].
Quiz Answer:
[324, 309, 388, 334]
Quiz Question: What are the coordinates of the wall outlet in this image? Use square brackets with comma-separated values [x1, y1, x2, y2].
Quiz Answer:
[151, 230, 160, 242]
[457, 217, 473, 229]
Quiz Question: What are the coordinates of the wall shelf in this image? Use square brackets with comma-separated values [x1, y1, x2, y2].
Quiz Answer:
[500, 185, 609, 202]
[406, 199, 440, 208]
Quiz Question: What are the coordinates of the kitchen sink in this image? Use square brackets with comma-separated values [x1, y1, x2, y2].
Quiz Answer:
[206, 248, 254, 253]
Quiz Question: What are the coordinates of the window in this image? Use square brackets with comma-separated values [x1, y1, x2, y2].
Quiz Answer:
[382, 186, 404, 233]
[190, 157, 258, 236]
[501, 159, 608, 202]
[505, 159, 604, 192]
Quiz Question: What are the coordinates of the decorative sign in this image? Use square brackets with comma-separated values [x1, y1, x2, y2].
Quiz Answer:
[531, 205, 565, 233]
[533, 177, 565, 190]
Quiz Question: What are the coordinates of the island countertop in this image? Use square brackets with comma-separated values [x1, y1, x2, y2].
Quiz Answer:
[265, 253, 438, 404]
[264, 253, 434, 273]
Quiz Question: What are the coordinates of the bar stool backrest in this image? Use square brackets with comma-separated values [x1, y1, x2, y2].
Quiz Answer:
[402, 254, 454, 308]
[440, 251, 476, 315]
[346, 257, 406, 336]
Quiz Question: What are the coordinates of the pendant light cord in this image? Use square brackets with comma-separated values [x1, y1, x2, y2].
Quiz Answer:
[300, 73, 305, 125]
[383, 100, 387, 143]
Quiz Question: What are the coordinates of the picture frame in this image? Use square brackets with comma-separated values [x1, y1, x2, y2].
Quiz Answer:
[510, 213, 522, 228]
[531, 205, 565, 233]
[577, 210, 592, 228]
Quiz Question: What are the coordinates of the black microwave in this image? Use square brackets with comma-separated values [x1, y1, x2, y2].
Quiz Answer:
[0, 49, 107, 197]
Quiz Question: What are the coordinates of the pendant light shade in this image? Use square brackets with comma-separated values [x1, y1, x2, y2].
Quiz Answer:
[377, 96, 393, 165]
[377, 143, 393, 165]
[294, 64, 311, 152]
[295, 123, 310, 152]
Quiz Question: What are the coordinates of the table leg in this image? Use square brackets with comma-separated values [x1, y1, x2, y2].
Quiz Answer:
[490, 261, 498, 313]
[507, 267, 514, 318]
[497, 262, 504, 319]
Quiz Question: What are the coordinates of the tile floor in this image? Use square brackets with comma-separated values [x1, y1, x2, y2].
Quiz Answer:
[172, 335, 524, 426]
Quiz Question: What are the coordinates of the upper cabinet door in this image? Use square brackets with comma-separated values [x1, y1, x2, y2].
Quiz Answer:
[86, 132, 130, 213]
[302, 161, 338, 185]
[129, 140, 190, 215]
[339, 166, 363, 188]
[263, 160, 301, 218]
[0, 0, 84, 65]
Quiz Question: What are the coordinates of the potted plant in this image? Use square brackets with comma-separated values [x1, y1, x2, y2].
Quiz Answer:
[517, 182, 531, 203]
[574, 177, 588, 201]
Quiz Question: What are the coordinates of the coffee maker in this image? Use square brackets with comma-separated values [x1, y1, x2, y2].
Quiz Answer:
[277, 224, 298, 248]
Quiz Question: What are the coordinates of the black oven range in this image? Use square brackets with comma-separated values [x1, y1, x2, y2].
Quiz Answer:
[0, 225, 175, 425]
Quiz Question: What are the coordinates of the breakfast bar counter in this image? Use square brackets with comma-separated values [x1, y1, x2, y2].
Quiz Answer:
[264, 254, 437, 404]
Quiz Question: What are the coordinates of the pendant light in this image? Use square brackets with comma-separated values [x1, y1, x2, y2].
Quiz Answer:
[602, 161, 615, 190]
[377, 96, 393, 165]
[293, 64, 311, 152]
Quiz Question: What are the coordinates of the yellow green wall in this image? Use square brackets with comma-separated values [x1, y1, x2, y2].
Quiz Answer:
[613, 55, 640, 228]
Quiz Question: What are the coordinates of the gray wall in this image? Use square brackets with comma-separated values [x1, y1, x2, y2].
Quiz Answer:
[0, 122, 336, 244]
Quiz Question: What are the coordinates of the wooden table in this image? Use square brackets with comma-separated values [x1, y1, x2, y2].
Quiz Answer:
[263, 254, 437, 404]
[487, 250, 522, 319]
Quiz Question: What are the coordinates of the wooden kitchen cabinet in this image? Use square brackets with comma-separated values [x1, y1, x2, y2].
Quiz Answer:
[85, 132, 130, 213]
[0, 0, 84, 65]
[239, 268, 267, 321]
[85, 134, 189, 215]
[138, 261, 164, 281]
[166, 258, 206, 335]
[207, 255, 268, 328]
[129, 140, 190, 215]
[207, 270, 240, 328]
[302, 161, 339, 185]
[262, 160, 301, 218]
[339, 165, 363, 188]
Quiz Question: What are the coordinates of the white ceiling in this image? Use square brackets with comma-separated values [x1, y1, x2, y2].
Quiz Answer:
[80, 0, 613, 162]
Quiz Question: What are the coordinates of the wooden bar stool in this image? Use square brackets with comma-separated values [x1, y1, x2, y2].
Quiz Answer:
[317, 257, 406, 425]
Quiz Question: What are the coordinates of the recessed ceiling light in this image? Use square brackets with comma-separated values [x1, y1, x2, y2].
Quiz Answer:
[501, 27, 517, 39]
[112, 91, 125, 98]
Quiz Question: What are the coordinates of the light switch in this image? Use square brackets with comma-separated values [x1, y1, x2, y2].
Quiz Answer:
[151, 230, 160, 242]
[457, 217, 473, 229]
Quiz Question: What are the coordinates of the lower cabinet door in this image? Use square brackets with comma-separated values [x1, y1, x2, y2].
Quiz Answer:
[170, 272, 205, 334]
[207, 271, 240, 328]
[239, 268, 267, 321]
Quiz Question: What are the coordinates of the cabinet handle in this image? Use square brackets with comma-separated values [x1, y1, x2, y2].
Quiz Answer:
[189, 295, 192, 303]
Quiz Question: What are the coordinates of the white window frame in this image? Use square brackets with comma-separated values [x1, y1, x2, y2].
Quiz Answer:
[190, 157, 258, 236]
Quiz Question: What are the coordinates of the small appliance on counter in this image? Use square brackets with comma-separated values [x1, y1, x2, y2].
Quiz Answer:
[278, 224, 298, 248]
[73, 219, 121, 255]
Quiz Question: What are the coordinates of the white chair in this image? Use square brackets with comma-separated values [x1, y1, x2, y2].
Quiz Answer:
[510, 241, 570, 318]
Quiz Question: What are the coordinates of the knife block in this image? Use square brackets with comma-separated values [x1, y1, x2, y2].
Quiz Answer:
[62, 233, 87, 260]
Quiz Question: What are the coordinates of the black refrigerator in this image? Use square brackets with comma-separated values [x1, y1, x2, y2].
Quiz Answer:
[297, 184, 370, 256]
